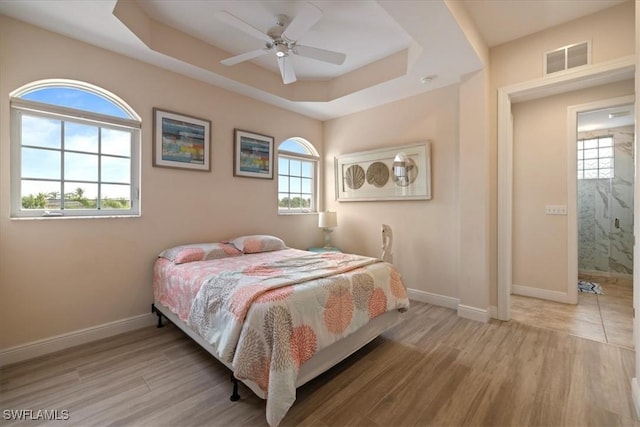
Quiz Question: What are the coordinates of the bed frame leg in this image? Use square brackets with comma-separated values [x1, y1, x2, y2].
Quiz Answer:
[151, 304, 165, 328]
[230, 373, 240, 402]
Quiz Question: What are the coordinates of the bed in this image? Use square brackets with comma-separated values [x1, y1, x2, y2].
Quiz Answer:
[152, 235, 410, 426]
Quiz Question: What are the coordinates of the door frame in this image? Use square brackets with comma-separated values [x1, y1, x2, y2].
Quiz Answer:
[496, 55, 635, 321]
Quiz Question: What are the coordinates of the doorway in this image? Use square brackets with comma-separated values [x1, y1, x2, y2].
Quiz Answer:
[576, 103, 634, 278]
[496, 57, 635, 321]
[496, 56, 639, 411]
[574, 100, 634, 348]
[507, 94, 634, 348]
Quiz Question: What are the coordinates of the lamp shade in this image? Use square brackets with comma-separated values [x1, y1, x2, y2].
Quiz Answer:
[318, 211, 337, 228]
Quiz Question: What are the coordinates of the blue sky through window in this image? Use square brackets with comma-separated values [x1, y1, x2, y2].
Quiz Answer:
[280, 139, 311, 154]
[18, 87, 133, 208]
[22, 87, 129, 119]
[21, 113, 132, 201]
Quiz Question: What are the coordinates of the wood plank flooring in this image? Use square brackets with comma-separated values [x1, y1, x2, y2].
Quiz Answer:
[1, 301, 638, 426]
[511, 274, 633, 349]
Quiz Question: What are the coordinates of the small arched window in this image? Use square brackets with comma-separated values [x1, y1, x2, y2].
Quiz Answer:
[278, 138, 319, 213]
[10, 79, 141, 218]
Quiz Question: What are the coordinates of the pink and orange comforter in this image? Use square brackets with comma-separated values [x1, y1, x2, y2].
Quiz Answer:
[153, 248, 409, 426]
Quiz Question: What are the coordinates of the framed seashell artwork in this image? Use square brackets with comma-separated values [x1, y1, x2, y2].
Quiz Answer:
[335, 142, 431, 201]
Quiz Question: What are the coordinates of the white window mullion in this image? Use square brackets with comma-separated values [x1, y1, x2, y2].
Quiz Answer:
[97, 127, 102, 210]
[60, 120, 66, 210]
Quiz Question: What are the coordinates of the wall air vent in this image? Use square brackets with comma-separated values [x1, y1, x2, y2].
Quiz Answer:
[544, 41, 590, 76]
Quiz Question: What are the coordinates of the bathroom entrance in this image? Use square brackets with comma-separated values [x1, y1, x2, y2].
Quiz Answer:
[577, 104, 634, 279]
[574, 100, 634, 348]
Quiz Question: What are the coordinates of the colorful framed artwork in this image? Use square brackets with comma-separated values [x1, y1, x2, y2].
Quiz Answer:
[153, 108, 211, 171]
[233, 129, 274, 179]
[335, 142, 431, 201]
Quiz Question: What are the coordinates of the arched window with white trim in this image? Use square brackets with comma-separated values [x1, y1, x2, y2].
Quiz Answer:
[278, 138, 319, 213]
[10, 79, 141, 218]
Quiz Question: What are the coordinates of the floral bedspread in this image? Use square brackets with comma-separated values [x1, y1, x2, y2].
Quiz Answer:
[154, 248, 309, 322]
[156, 250, 409, 427]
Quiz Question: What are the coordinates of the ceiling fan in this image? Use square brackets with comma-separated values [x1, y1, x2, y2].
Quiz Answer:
[216, 2, 346, 84]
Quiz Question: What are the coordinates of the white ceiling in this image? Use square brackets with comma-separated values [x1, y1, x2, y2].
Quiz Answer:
[578, 104, 635, 132]
[136, 0, 413, 80]
[0, 0, 628, 121]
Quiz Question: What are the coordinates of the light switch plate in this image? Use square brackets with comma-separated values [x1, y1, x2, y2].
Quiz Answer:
[545, 205, 567, 215]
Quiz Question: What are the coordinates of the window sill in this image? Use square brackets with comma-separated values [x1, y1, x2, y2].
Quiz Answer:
[10, 214, 141, 221]
[278, 211, 317, 216]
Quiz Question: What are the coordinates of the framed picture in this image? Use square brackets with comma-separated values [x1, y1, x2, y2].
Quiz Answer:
[153, 108, 211, 171]
[335, 142, 431, 201]
[233, 129, 274, 179]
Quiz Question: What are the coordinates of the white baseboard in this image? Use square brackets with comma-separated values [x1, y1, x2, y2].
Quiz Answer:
[406, 287, 459, 310]
[0, 313, 156, 367]
[1, 288, 492, 366]
[512, 284, 571, 304]
[579, 269, 633, 280]
[632, 378, 640, 419]
[457, 304, 490, 323]
[488, 305, 498, 319]
[407, 288, 489, 323]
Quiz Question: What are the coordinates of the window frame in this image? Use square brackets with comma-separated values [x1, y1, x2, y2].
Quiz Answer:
[10, 95, 141, 219]
[277, 139, 319, 214]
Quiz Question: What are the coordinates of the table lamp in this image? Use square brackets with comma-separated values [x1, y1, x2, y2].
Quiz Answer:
[318, 211, 338, 248]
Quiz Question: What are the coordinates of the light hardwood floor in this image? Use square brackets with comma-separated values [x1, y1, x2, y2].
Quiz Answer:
[511, 274, 634, 349]
[1, 301, 638, 426]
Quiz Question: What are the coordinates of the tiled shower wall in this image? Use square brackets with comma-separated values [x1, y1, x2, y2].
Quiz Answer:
[578, 126, 634, 276]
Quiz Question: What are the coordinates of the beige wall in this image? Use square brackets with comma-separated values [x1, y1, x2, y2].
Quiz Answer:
[0, 17, 323, 349]
[489, 1, 635, 305]
[1, 1, 635, 350]
[458, 69, 490, 312]
[491, 1, 634, 87]
[447, 0, 491, 315]
[512, 80, 634, 292]
[323, 85, 460, 299]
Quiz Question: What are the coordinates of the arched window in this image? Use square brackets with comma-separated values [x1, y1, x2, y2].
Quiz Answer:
[10, 79, 141, 218]
[278, 138, 319, 213]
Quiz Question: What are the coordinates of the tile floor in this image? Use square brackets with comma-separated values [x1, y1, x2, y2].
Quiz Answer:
[510, 274, 633, 349]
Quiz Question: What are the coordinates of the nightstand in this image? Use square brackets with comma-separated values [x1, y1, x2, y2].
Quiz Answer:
[307, 246, 341, 253]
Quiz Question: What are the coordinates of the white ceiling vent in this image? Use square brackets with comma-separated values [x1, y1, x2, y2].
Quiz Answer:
[544, 41, 591, 76]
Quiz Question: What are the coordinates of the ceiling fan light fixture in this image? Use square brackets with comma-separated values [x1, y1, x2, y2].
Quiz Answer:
[275, 44, 288, 58]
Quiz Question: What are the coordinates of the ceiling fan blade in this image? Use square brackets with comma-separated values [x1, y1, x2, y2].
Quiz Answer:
[277, 55, 297, 84]
[216, 11, 273, 43]
[294, 44, 346, 65]
[281, 2, 323, 42]
[221, 48, 270, 66]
